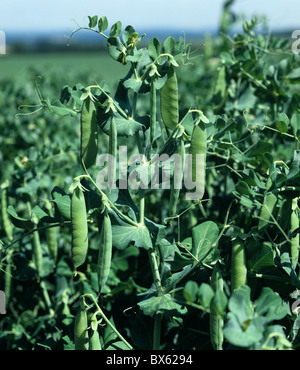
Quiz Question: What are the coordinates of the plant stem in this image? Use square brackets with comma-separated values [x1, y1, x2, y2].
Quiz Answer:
[139, 193, 145, 225]
[138, 190, 163, 350]
[82, 294, 133, 350]
[153, 313, 162, 350]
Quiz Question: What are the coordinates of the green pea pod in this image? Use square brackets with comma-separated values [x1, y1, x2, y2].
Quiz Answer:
[109, 115, 117, 159]
[31, 214, 42, 277]
[5, 250, 13, 305]
[89, 317, 102, 350]
[71, 187, 88, 272]
[74, 305, 89, 350]
[1, 187, 13, 241]
[108, 115, 117, 189]
[190, 121, 207, 200]
[160, 67, 179, 131]
[89, 328, 102, 350]
[290, 198, 299, 270]
[97, 210, 112, 292]
[32, 228, 43, 277]
[209, 265, 224, 350]
[258, 177, 277, 231]
[80, 96, 98, 169]
[150, 78, 157, 145]
[46, 226, 58, 263]
[231, 238, 247, 291]
[169, 138, 184, 218]
[45, 202, 58, 263]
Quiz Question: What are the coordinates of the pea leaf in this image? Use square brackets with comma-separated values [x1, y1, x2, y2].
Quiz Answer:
[100, 114, 145, 137]
[276, 113, 289, 133]
[107, 37, 126, 64]
[88, 15, 98, 28]
[51, 186, 71, 220]
[192, 221, 219, 262]
[148, 37, 161, 61]
[198, 283, 214, 310]
[7, 205, 34, 230]
[163, 36, 175, 54]
[183, 281, 198, 303]
[291, 114, 300, 136]
[254, 287, 290, 322]
[138, 293, 187, 318]
[110, 21, 122, 37]
[112, 224, 152, 250]
[247, 241, 275, 273]
[98, 16, 108, 32]
[43, 99, 77, 117]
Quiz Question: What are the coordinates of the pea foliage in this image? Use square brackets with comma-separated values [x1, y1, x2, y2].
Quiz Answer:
[0, 2, 299, 350]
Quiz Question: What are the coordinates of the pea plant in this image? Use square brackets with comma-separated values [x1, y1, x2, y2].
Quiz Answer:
[0, 7, 300, 350]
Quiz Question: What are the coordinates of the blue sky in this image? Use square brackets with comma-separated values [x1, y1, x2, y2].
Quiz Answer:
[1, 0, 300, 34]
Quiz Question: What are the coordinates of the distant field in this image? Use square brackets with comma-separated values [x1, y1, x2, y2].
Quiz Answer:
[0, 52, 130, 87]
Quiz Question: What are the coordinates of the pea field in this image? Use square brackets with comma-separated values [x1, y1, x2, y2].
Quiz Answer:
[0, 2, 300, 352]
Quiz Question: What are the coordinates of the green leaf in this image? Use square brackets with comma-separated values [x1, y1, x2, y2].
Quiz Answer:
[228, 285, 254, 326]
[138, 293, 187, 318]
[110, 21, 122, 37]
[112, 224, 152, 250]
[276, 113, 289, 133]
[98, 16, 108, 32]
[88, 15, 98, 28]
[287, 67, 300, 79]
[107, 37, 126, 64]
[235, 180, 254, 196]
[275, 252, 300, 289]
[51, 186, 71, 220]
[223, 314, 265, 347]
[253, 287, 290, 322]
[241, 169, 266, 189]
[100, 114, 145, 137]
[122, 25, 135, 45]
[192, 221, 219, 261]
[183, 281, 198, 303]
[148, 37, 161, 61]
[198, 283, 214, 310]
[247, 241, 275, 273]
[247, 141, 273, 158]
[31, 205, 57, 224]
[210, 290, 228, 316]
[123, 76, 143, 93]
[7, 205, 34, 230]
[43, 99, 77, 117]
[291, 114, 300, 136]
[163, 36, 175, 54]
